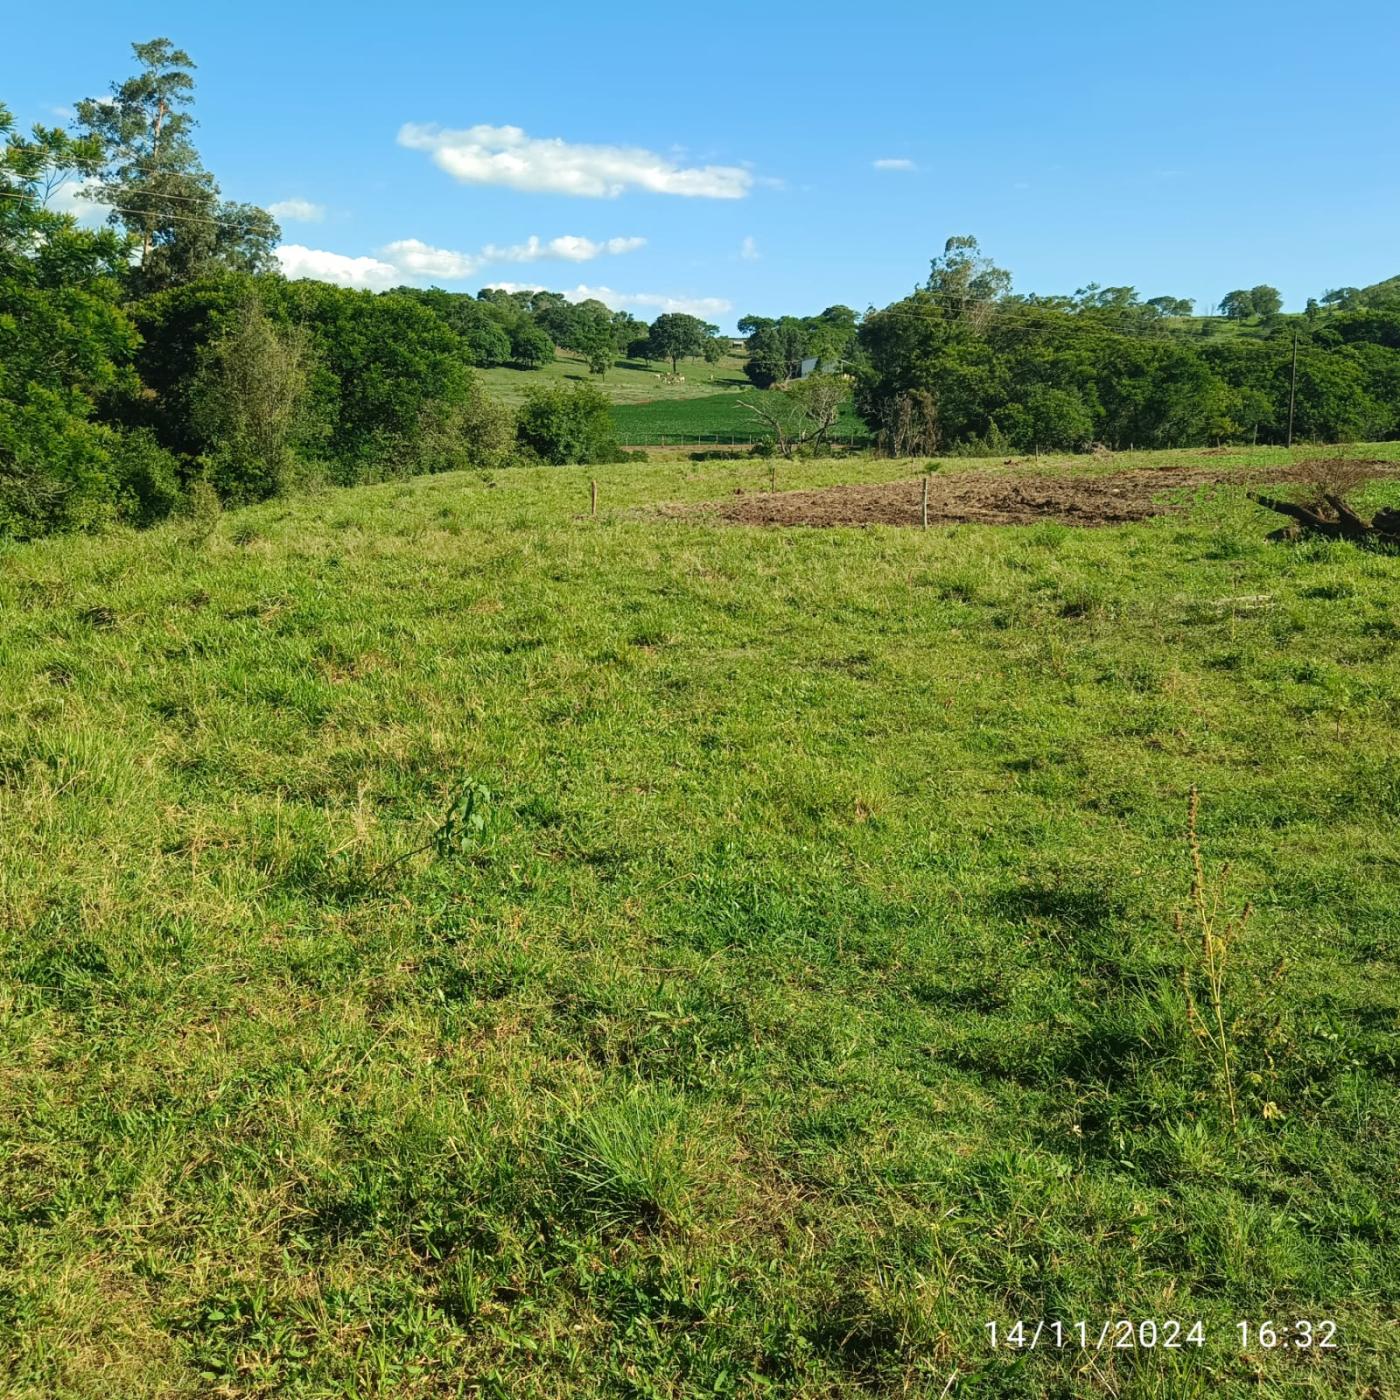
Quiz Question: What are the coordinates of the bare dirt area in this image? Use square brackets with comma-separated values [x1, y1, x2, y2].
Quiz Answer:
[671, 459, 1399, 529]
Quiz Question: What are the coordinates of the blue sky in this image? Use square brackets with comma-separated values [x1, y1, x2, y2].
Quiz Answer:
[8, 1, 1398, 330]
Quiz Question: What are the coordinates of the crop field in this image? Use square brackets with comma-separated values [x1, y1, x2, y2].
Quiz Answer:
[475, 351, 751, 407]
[612, 389, 870, 445]
[3, 445, 1400, 1398]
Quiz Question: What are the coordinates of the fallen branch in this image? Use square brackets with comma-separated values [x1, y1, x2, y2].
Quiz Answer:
[1250, 493, 1400, 547]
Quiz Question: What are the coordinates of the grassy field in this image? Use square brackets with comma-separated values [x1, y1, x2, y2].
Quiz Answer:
[1163, 316, 1285, 341]
[476, 351, 750, 407]
[3, 444, 1400, 1397]
[612, 390, 870, 445]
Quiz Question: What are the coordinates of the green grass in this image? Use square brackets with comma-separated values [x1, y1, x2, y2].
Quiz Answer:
[1164, 315, 1284, 341]
[3, 443, 1400, 1397]
[612, 389, 870, 445]
[476, 350, 750, 407]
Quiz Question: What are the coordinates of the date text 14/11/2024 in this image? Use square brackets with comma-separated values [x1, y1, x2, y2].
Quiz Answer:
[985, 1320, 1339, 1351]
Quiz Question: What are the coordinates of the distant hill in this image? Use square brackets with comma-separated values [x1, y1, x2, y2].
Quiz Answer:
[1357, 274, 1400, 306]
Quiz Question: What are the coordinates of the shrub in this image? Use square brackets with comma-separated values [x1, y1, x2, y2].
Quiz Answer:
[515, 382, 623, 465]
[402, 383, 517, 475]
[104, 427, 183, 526]
[1022, 385, 1096, 451]
[0, 390, 119, 539]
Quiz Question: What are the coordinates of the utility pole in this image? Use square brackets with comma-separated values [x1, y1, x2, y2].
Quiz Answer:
[1287, 325, 1299, 449]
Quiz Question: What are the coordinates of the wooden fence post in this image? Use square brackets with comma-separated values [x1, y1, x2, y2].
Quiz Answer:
[921, 474, 929, 530]
[590, 479, 597, 517]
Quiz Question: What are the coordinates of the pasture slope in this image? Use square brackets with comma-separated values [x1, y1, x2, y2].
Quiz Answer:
[3, 445, 1399, 1398]
[612, 391, 869, 446]
[475, 350, 750, 407]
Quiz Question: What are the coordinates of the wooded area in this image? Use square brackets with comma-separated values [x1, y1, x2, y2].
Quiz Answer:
[5, 39, 1400, 540]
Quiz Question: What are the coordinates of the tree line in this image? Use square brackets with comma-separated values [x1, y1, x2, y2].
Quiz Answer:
[5, 38, 1400, 540]
[1, 39, 753, 538]
[851, 238, 1400, 455]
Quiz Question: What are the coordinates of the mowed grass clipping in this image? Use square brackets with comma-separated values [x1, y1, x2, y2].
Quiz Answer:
[2, 445, 1399, 1398]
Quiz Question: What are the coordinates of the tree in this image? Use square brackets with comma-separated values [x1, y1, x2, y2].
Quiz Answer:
[853, 279, 995, 450]
[387, 287, 513, 367]
[0, 105, 149, 537]
[808, 304, 860, 362]
[258, 279, 478, 482]
[515, 382, 622, 464]
[190, 296, 309, 503]
[1321, 287, 1360, 309]
[611, 311, 649, 350]
[463, 316, 513, 368]
[740, 305, 860, 387]
[743, 317, 809, 386]
[569, 300, 617, 375]
[126, 274, 259, 456]
[533, 298, 579, 349]
[647, 312, 716, 374]
[1219, 289, 1255, 319]
[75, 38, 280, 294]
[1249, 284, 1283, 318]
[740, 374, 850, 458]
[1076, 283, 1139, 311]
[926, 235, 1012, 326]
[510, 322, 554, 369]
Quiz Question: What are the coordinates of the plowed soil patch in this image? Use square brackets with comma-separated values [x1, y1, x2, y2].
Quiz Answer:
[672, 459, 1398, 529]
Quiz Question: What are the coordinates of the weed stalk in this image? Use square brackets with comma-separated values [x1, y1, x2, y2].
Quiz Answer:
[1175, 785, 1252, 1131]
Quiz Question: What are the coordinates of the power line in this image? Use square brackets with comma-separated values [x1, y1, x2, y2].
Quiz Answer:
[50, 180, 227, 208]
[0, 187, 273, 232]
[7, 143, 269, 207]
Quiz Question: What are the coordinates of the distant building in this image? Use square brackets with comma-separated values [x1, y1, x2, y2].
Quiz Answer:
[795, 356, 820, 379]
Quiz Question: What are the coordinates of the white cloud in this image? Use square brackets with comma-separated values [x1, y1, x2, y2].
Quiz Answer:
[380, 238, 482, 280]
[398, 122, 753, 199]
[276, 243, 400, 290]
[279, 231, 649, 291]
[487, 281, 731, 318]
[481, 233, 645, 264]
[740, 235, 760, 261]
[378, 232, 646, 282]
[48, 105, 75, 120]
[873, 157, 917, 172]
[535, 234, 646, 261]
[268, 198, 325, 223]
